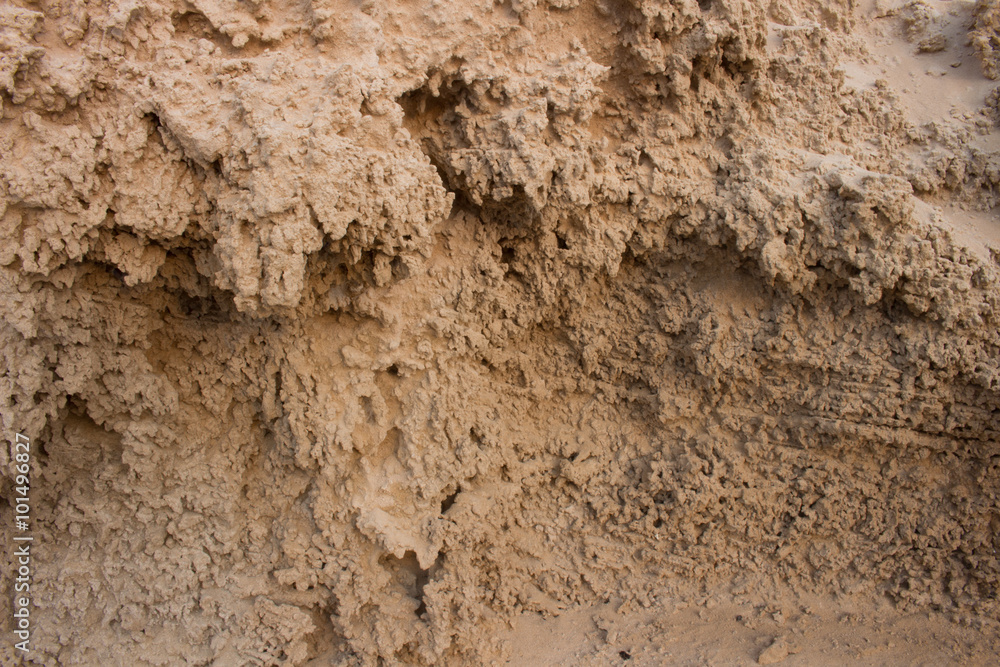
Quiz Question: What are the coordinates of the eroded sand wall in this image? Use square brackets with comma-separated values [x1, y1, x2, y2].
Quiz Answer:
[1, 0, 999, 664]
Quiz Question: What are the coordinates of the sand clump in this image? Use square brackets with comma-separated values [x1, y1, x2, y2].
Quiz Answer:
[1, 0, 999, 665]
[974, 0, 1000, 78]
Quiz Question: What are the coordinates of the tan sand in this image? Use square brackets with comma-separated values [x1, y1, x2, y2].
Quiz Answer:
[1, 0, 999, 664]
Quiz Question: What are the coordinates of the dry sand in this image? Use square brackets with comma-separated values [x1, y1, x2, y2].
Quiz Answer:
[1, 0, 1000, 665]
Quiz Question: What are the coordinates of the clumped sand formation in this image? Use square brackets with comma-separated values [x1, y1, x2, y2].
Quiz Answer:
[974, 0, 1000, 78]
[1, 0, 999, 664]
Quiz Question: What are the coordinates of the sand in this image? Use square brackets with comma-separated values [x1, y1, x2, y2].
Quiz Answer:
[1, 0, 999, 664]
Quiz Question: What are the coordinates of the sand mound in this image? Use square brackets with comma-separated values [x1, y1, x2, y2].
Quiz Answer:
[1, 0, 999, 664]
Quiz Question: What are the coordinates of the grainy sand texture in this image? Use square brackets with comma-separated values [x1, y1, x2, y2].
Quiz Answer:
[1, 0, 1000, 664]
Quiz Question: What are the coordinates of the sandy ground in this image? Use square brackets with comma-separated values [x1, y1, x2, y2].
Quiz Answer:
[507, 4, 1000, 663]
[508, 590, 1000, 665]
[2, 0, 1000, 664]
[844, 0, 1000, 258]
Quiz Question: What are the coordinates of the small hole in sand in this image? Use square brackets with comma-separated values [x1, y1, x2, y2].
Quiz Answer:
[441, 487, 460, 513]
